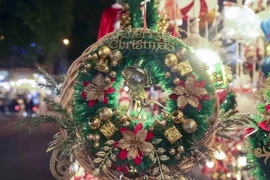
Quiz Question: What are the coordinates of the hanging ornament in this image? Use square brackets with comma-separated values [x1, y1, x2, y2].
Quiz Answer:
[122, 66, 148, 85]
[164, 125, 183, 144]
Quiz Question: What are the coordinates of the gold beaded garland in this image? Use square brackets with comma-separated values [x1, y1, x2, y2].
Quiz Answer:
[87, 134, 94, 141]
[94, 142, 100, 148]
[177, 146, 185, 153]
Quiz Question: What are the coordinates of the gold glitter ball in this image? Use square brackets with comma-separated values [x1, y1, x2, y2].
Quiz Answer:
[182, 119, 197, 133]
[165, 54, 178, 68]
[98, 46, 111, 59]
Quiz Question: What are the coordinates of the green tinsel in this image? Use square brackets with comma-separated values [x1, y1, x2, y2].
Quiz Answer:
[220, 91, 237, 112]
[127, 0, 159, 30]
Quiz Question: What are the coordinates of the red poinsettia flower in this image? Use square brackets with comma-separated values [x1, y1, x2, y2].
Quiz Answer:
[118, 123, 154, 166]
[265, 104, 270, 111]
[81, 74, 115, 107]
[258, 120, 270, 131]
[169, 75, 210, 110]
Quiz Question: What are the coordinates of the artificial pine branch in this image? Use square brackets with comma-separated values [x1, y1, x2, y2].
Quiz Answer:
[15, 114, 66, 133]
[58, 138, 86, 157]
[37, 67, 61, 95]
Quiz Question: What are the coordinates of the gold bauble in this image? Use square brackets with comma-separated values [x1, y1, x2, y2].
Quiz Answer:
[169, 148, 176, 155]
[98, 107, 113, 121]
[173, 78, 180, 85]
[94, 142, 100, 148]
[175, 153, 181, 160]
[89, 118, 101, 130]
[81, 69, 87, 74]
[154, 120, 160, 126]
[95, 59, 109, 73]
[165, 72, 171, 78]
[182, 119, 197, 133]
[110, 71, 117, 78]
[88, 53, 98, 60]
[94, 134, 101, 142]
[165, 54, 178, 68]
[177, 146, 185, 153]
[160, 120, 167, 127]
[87, 134, 94, 141]
[172, 111, 184, 124]
[98, 46, 111, 59]
[175, 48, 189, 60]
[84, 63, 92, 69]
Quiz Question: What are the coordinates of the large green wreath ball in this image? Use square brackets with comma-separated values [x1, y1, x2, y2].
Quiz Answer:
[73, 29, 216, 178]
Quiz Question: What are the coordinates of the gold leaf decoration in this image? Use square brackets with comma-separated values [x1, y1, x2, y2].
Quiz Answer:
[105, 140, 115, 146]
[161, 165, 170, 173]
[152, 138, 162, 145]
[152, 167, 160, 176]
[110, 153, 117, 162]
[157, 148, 166, 154]
[96, 151, 106, 158]
[105, 159, 112, 168]
[84, 74, 113, 102]
[103, 146, 111, 152]
[93, 158, 103, 164]
[93, 169, 100, 175]
[159, 155, 170, 161]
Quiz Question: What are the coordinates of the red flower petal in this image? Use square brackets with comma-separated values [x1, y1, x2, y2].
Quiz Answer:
[105, 87, 115, 94]
[114, 142, 119, 148]
[103, 95, 108, 104]
[88, 100, 96, 107]
[119, 149, 128, 160]
[81, 92, 86, 98]
[83, 81, 89, 87]
[111, 78, 115, 82]
[169, 94, 178, 100]
[265, 105, 270, 111]
[203, 95, 211, 101]
[196, 81, 205, 88]
[120, 127, 129, 134]
[117, 166, 129, 173]
[178, 80, 185, 86]
[197, 104, 202, 111]
[145, 131, 154, 141]
[134, 123, 143, 135]
[258, 120, 270, 131]
[244, 127, 256, 136]
[134, 150, 143, 165]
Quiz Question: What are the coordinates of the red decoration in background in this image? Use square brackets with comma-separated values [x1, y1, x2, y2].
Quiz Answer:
[97, 7, 121, 40]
